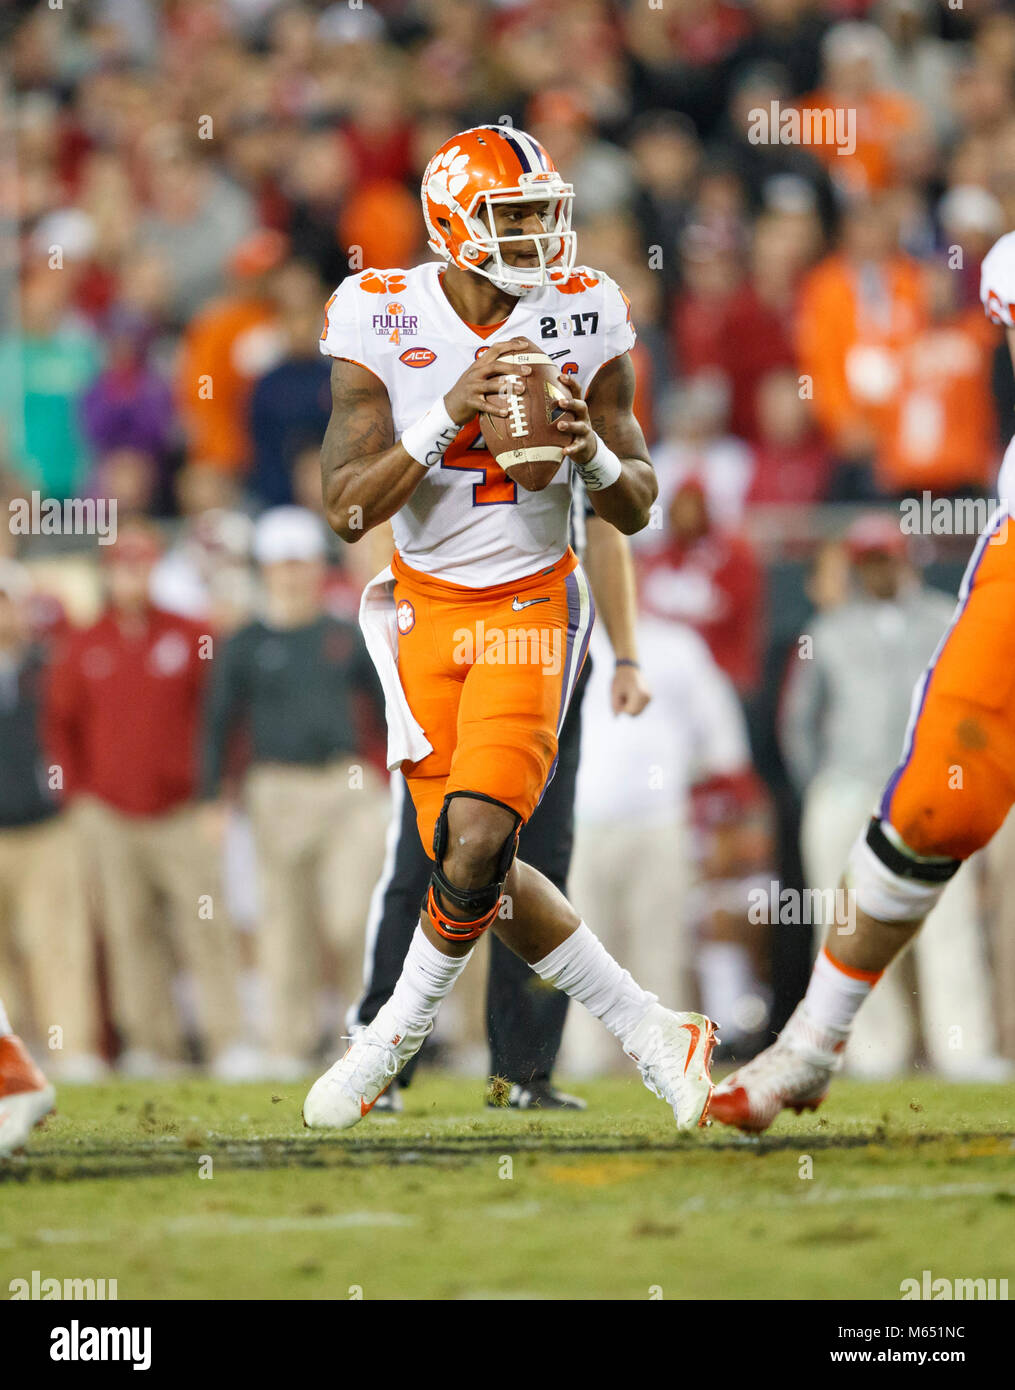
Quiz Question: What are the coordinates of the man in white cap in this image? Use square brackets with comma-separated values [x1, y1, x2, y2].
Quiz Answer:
[201, 507, 389, 1074]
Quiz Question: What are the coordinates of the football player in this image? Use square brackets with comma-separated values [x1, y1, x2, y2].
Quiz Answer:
[353, 502, 651, 1114]
[304, 125, 716, 1130]
[0, 995, 54, 1157]
[711, 228, 1015, 1131]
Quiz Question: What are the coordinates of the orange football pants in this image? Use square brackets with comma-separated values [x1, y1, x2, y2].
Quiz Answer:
[391, 548, 594, 856]
[880, 509, 1015, 861]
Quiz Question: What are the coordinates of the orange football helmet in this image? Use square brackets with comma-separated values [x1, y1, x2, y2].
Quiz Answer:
[421, 125, 576, 297]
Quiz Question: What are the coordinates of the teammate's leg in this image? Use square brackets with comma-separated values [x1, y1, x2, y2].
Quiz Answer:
[713, 786, 1013, 1132]
[710, 892, 925, 1134]
[713, 517, 1015, 1130]
[0, 994, 55, 1157]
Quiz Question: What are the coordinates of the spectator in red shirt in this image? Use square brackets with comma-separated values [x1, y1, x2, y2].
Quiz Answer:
[639, 479, 765, 696]
[720, 211, 808, 442]
[45, 523, 246, 1076]
[748, 367, 832, 505]
[671, 222, 746, 382]
[342, 77, 413, 187]
[671, 210, 807, 443]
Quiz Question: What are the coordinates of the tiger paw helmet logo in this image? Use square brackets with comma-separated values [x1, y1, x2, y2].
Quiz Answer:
[396, 600, 416, 634]
[424, 146, 470, 212]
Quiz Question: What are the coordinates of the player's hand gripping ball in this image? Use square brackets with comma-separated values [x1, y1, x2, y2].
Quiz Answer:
[479, 340, 573, 492]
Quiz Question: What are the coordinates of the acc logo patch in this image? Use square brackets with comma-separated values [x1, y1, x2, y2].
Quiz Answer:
[396, 600, 416, 634]
[400, 347, 437, 368]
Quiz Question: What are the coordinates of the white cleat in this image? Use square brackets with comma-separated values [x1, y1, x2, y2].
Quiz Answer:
[0, 1036, 55, 1158]
[303, 1021, 432, 1131]
[624, 1004, 717, 1130]
[709, 1003, 844, 1133]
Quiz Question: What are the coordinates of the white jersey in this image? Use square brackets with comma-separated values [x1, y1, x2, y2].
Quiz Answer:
[319, 262, 636, 587]
[980, 231, 1015, 515]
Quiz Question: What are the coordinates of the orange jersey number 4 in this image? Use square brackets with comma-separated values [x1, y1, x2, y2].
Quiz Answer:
[441, 420, 517, 506]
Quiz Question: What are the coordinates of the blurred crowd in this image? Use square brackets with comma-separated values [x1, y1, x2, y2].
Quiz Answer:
[3, 0, 1015, 1079]
[5, 0, 1015, 511]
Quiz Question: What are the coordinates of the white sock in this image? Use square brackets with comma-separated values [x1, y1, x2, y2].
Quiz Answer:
[371, 925, 473, 1042]
[798, 946, 881, 1039]
[531, 923, 656, 1045]
[0, 997, 11, 1037]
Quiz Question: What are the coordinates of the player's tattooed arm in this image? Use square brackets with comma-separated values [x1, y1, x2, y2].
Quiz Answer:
[321, 349, 523, 542]
[558, 352, 657, 535]
[321, 359, 427, 542]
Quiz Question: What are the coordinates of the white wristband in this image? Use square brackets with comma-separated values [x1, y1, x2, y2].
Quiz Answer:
[401, 397, 459, 468]
[573, 434, 622, 492]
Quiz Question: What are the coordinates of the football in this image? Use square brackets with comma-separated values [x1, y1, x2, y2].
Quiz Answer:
[480, 347, 574, 491]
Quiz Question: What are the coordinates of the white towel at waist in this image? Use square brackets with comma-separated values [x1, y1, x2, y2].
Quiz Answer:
[358, 566, 433, 772]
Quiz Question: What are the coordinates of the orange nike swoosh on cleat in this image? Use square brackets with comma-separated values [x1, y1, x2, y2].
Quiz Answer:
[360, 1080, 393, 1117]
[680, 1022, 701, 1072]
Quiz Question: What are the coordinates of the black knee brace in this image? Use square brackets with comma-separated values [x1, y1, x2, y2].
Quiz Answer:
[427, 793, 521, 942]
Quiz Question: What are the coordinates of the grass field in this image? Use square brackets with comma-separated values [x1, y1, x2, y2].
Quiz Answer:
[2, 1072, 1014, 1300]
